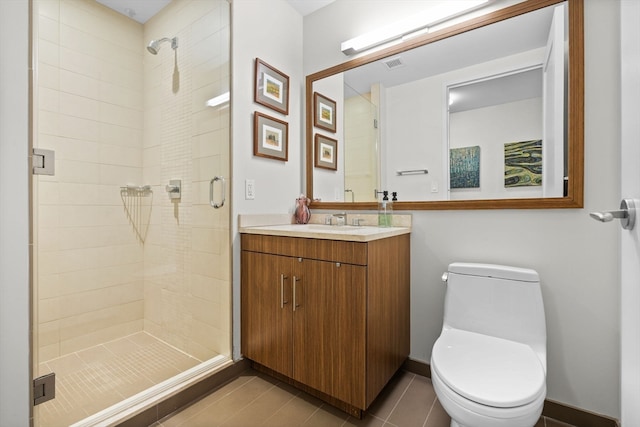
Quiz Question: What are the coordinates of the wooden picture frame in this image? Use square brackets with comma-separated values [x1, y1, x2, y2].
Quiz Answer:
[254, 112, 288, 161]
[314, 134, 337, 170]
[313, 92, 337, 133]
[254, 58, 289, 115]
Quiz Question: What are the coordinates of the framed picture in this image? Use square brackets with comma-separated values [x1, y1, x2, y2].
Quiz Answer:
[254, 58, 289, 115]
[313, 92, 337, 133]
[450, 146, 480, 189]
[314, 134, 337, 170]
[504, 139, 542, 187]
[254, 112, 288, 161]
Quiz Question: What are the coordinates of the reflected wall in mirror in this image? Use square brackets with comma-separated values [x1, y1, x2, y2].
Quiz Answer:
[305, 0, 583, 210]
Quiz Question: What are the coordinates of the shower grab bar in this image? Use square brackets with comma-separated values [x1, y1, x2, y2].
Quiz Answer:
[210, 176, 226, 209]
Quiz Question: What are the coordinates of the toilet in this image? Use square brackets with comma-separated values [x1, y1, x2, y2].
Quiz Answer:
[431, 262, 547, 427]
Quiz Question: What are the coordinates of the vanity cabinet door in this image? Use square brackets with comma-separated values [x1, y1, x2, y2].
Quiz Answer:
[241, 251, 294, 377]
[292, 259, 366, 408]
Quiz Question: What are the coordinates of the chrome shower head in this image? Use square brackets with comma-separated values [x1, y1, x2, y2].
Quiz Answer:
[146, 37, 178, 55]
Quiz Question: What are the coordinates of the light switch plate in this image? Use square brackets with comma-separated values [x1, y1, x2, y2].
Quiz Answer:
[245, 179, 255, 200]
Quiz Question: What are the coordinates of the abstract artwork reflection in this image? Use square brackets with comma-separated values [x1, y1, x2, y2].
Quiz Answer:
[504, 140, 542, 187]
[450, 146, 480, 189]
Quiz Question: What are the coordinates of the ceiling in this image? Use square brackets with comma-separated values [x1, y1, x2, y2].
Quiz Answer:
[95, 0, 170, 23]
[96, 0, 335, 23]
[287, 0, 336, 16]
[343, 4, 555, 112]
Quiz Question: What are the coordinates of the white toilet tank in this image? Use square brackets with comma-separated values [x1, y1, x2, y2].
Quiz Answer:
[443, 262, 546, 364]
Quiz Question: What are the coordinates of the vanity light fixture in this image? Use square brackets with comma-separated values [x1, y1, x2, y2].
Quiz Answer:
[340, 0, 490, 55]
[206, 91, 230, 108]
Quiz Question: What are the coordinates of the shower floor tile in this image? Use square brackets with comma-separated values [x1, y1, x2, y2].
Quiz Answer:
[37, 332, 202, 427]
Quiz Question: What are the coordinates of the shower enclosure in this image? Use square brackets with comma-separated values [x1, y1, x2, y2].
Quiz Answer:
[31, 0, 231, 425]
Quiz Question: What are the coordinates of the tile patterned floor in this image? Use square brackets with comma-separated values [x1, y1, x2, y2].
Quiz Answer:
[37, 332, 202, 427]
[157, 369, 576, 427]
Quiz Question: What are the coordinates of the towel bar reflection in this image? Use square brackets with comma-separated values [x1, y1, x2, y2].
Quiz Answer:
[396, 169, 428, 176]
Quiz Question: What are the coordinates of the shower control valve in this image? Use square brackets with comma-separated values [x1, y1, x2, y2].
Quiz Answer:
[166, 179, 181, 200]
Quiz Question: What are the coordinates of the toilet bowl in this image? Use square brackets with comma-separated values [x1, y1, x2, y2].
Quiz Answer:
[431, 263, 547, 427]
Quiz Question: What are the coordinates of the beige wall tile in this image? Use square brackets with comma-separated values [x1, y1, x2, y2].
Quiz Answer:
[60, 69, 99, 99]
[39, 14, 60, 43]
[100, 81, 142, 110]
[100, 122, 142, 147]
[59, 301, 143, 342]
[38, 110, 60, 136]
[36, 0, 231, 363]
[38, 63, 60, 90]
[100, 164, 142, 186]
[52, 137, 100, 162]
[59, 114, 100, 141]
[100, 102, 142, 129]
[38, 38, 60, 67]
[60, 46, 101, 80]
[60, 319, 142, 354]
[60, 91, 100, 121]
[38, 87, 60, 113]
[56, 159, 101, 184]
[37, 0, 60, 21]
[39, 296, 61, 324]
[99, 144, 142, 167]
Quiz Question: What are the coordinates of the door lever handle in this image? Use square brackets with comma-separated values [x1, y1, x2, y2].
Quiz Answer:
[590, 199, 636, 230]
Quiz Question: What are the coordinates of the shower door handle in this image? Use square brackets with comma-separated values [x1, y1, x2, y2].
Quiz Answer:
[210, 176, 226, 209]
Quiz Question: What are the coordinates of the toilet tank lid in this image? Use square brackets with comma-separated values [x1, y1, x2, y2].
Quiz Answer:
[448, 262, 539, 282]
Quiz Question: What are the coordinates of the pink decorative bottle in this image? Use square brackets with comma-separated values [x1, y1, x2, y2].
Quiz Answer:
[294, 194, 311, 224]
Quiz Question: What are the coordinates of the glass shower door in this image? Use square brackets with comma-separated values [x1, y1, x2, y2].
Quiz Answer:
[31, 1, 231, 425]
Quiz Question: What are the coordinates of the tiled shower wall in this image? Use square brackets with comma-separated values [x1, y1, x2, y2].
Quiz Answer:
[35, 0, 230, 363]
[142, 0, 231, 361]
[344, 93, 377, 202]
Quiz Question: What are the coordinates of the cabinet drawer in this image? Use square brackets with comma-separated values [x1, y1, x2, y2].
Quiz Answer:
[241, 234, 367, 265]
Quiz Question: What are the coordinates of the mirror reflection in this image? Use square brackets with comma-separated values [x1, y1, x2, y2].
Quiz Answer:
[308, 0, 581, 209]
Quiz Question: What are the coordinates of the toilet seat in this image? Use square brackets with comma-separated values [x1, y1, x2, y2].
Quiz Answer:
[432, 328, 546, 408]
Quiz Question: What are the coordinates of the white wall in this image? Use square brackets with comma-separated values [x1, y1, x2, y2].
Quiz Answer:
[304, 0, 621, 419]
[383, 48, 545, 201]
[231, 0, 303, 359]
[449, 97, 543, 200]
[0, 1, 31, 425]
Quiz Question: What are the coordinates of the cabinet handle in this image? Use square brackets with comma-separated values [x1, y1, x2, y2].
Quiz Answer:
[280, 274, 289, 308]
[293, 276, 300, 311]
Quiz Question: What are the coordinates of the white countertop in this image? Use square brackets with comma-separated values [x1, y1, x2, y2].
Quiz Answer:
[239, 223, 411, 242]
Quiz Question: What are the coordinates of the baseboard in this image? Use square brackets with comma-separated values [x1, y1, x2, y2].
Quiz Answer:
[116, 358, 251, 427]
[402, 358, 620, 427]
[543, 399, 620, 427]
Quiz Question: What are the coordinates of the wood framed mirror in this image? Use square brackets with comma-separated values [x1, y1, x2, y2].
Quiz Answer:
[305, 0, 583, 210]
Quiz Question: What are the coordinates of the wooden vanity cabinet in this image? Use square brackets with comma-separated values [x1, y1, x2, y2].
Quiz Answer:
[241, 232, 410, 416]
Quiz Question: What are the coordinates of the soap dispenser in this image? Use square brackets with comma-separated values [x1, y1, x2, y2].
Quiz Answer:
[389, 192, 397, 226]
[378, 191, 390, 227]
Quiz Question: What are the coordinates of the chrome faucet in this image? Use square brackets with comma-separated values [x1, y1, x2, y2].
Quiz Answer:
[344, 189, 354, 203]
[332, 212, 347, 226]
